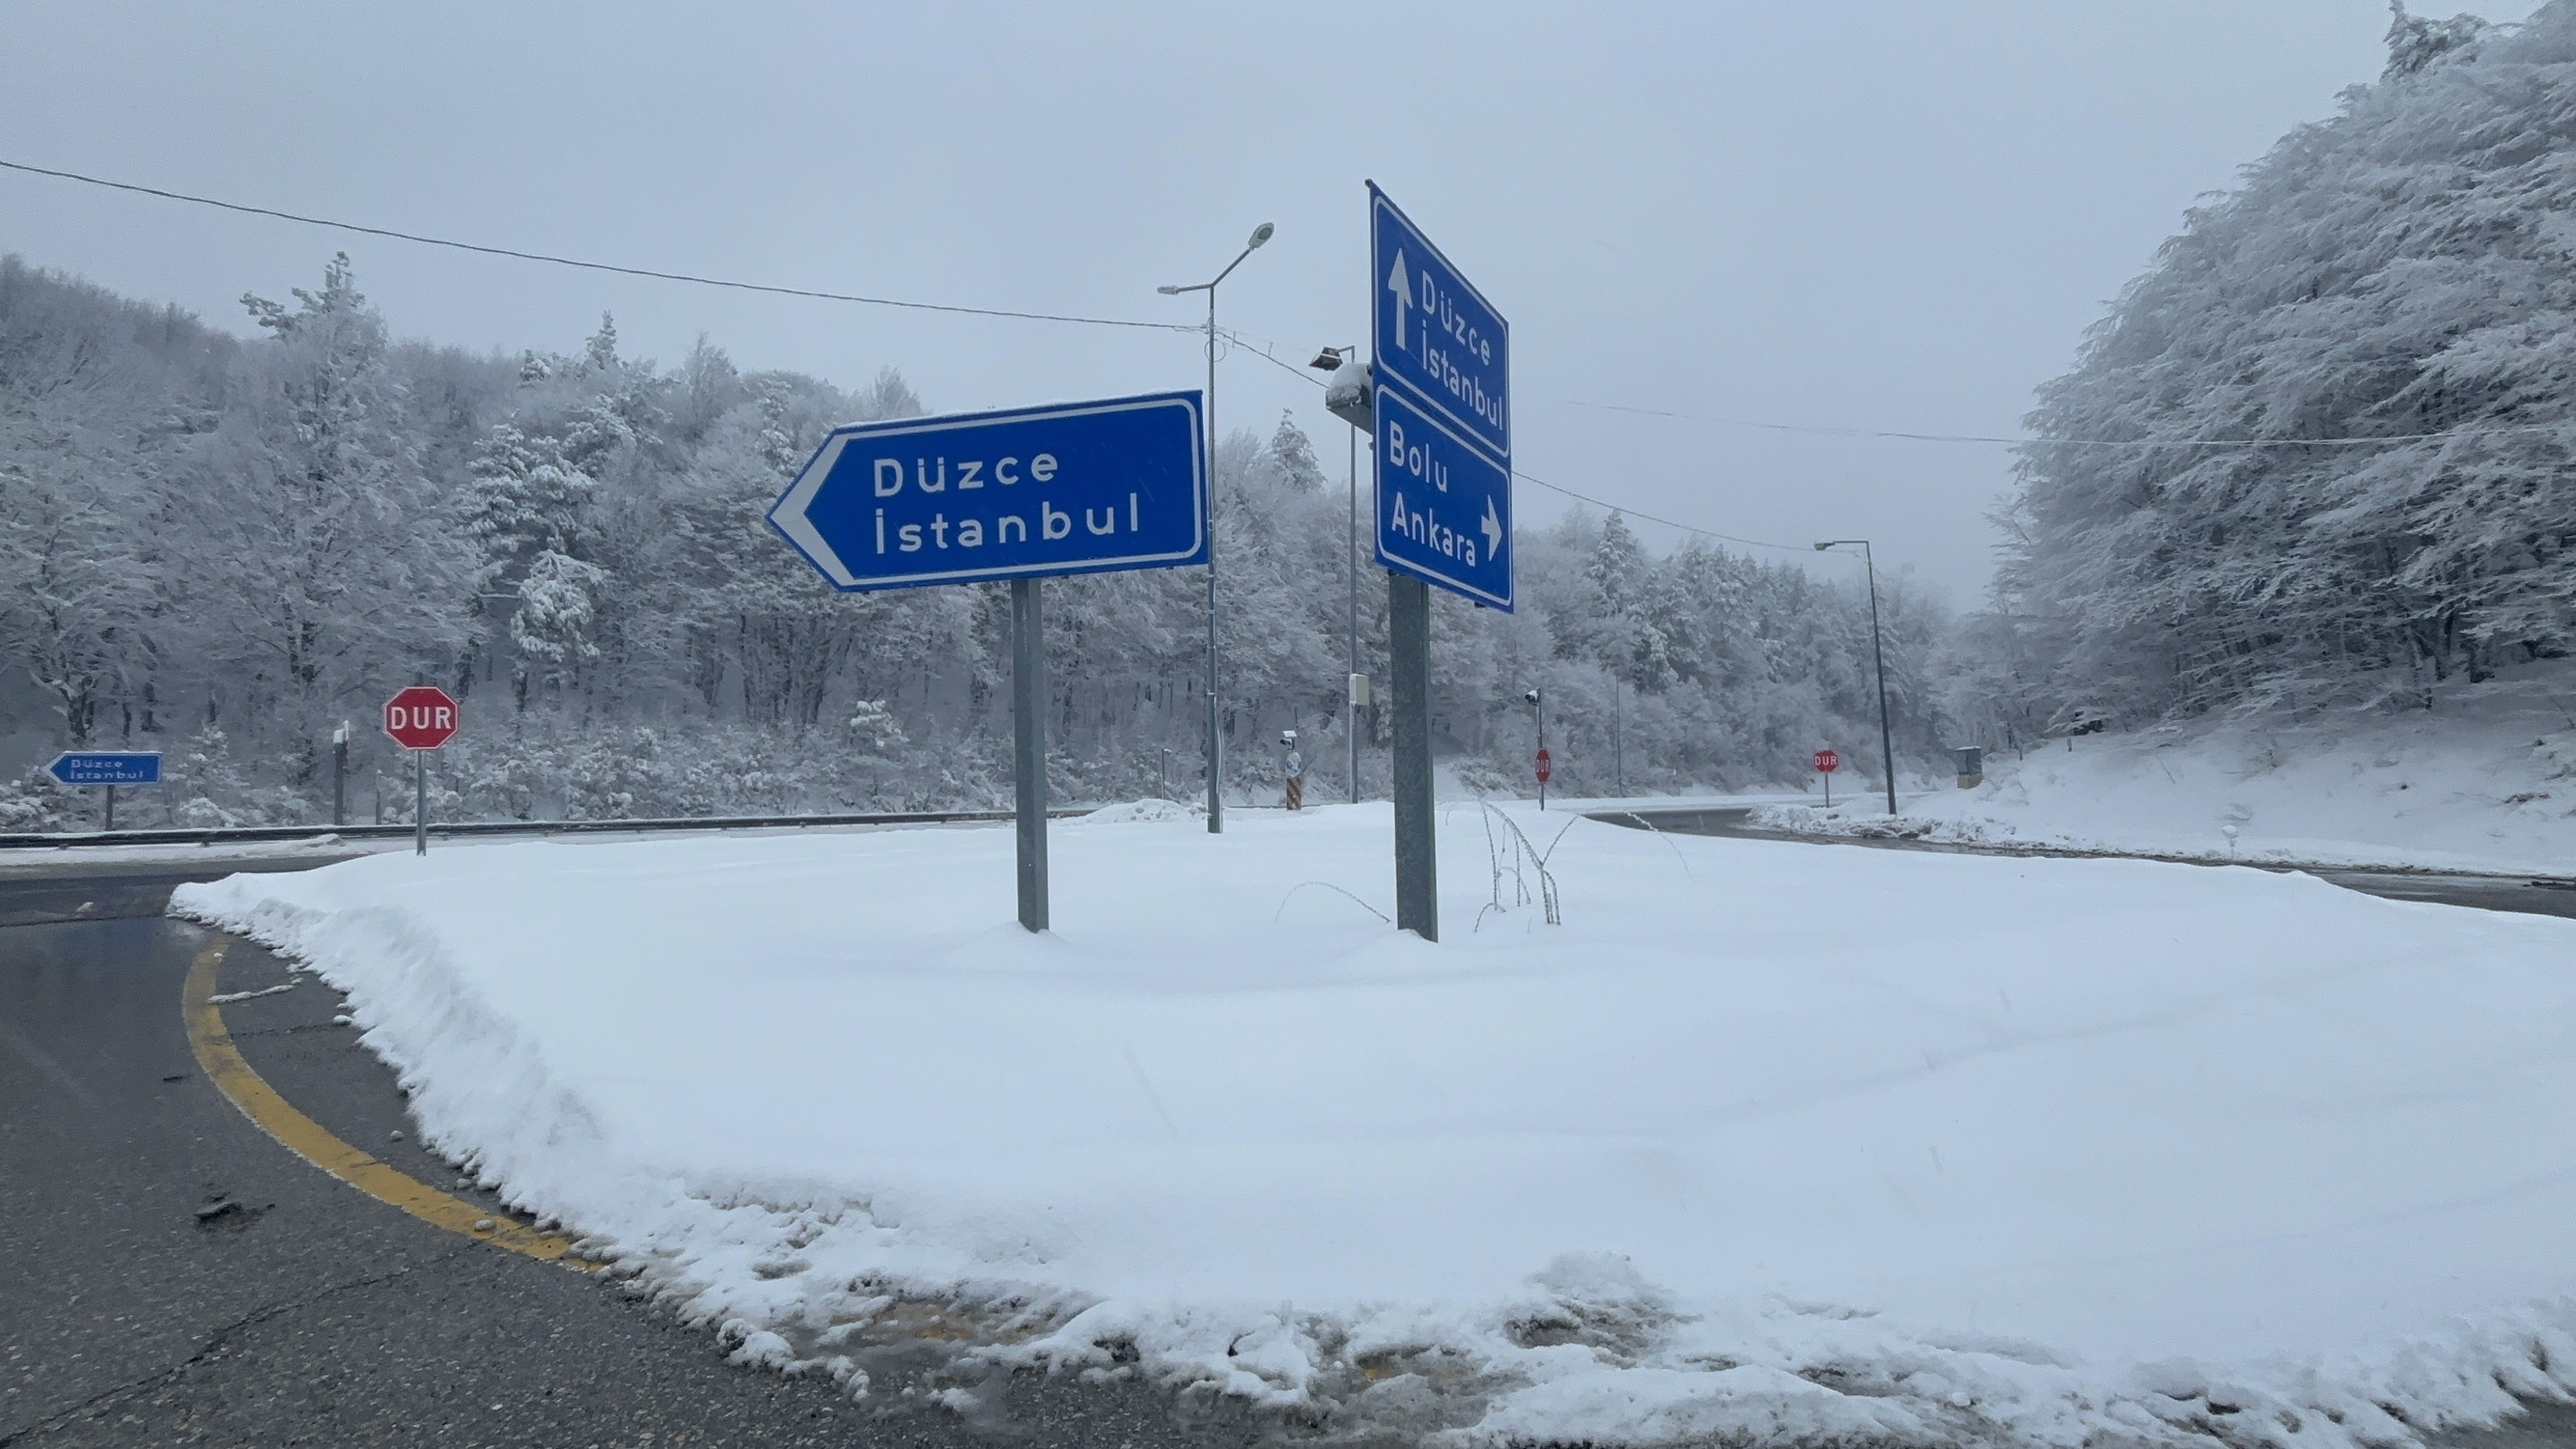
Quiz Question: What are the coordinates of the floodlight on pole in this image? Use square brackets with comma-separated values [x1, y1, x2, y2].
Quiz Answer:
[1158, 220, 1276, 835]
[1814, 539, 1898, 816]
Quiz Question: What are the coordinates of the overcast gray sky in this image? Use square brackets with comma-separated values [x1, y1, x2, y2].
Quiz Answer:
[1, 1, 2538, 601]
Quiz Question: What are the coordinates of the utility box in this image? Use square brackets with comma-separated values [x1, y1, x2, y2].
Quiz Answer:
[1349, 673, 1371, 707]
[1955, 746, 1984, 788]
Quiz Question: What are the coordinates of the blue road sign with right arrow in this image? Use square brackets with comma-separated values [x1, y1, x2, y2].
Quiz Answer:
[1371, 183, 1513, 612]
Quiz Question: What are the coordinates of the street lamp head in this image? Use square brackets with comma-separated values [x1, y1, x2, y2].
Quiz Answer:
[1813, 542, 1831, 551]
[1309, 346, 1347, 370]
[1248, 222, 1275, 250]
[1524, 688, 1542, 706]
[1156, 284, 1186, 295]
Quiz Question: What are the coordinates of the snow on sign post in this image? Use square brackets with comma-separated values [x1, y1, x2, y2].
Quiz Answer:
[1371, 183, 1512, 945]
[385, 686, 459, 857]
[766, 392, 1208, 933]
[1815, 747, 1840, 809]
[48, 751, 161, 832]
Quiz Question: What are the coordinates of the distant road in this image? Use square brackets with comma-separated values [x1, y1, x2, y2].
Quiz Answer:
[1590, 806, 2576, 921]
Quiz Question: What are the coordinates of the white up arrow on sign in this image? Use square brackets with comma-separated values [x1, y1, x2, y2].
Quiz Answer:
[1385, 250, 1412, 349]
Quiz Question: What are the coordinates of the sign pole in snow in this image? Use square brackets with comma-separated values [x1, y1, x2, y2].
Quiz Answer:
[1816, 747, 1840, 809]
[1012, 577, 1049, 932]
[1370, 184, 1511, 942]
[1388, 574, 1437, 940]
[765, 392, 1206, 934]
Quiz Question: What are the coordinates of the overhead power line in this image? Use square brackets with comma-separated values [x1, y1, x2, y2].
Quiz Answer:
[1508, 470, 1810, 553]
[0, 156, 1826, 553]
[0, 157, 1197, 334]
[1570, 399, 2568, 449]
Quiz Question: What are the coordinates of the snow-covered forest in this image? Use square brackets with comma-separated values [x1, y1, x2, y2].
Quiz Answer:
[1978, 4, 2576, 740]
[0, 255, 1948, 828]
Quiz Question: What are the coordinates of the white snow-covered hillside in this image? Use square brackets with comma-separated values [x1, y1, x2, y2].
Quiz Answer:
[1775, 664, 2576, 875]
[173, 804, 2576, 1446]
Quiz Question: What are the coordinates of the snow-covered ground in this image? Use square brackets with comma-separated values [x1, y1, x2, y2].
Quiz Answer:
[173, 803, 2576, 1445]
[1761, 667, 2576, 877]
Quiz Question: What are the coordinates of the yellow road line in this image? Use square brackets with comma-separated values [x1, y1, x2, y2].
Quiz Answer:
[183, 940, 596, 1268]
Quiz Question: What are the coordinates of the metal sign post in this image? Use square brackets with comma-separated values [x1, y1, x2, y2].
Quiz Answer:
[1388, 574, 1437, 940]
[767, 392, 1206, 934]
[415, 750, 428, 857]
[1012, 577, 1048, 932]
[332, 721, 351, 827]
[1369, 184, 1513, 942]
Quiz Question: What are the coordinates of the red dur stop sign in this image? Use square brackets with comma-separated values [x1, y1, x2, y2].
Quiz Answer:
[384, 686, 460, 750]
[1534, 748, 1552, 784]
[1814, 748, 1841, 774]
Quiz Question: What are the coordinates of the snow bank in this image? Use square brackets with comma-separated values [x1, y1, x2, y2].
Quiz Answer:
[172, 802, 2576, 1445]
[1771, 667, 2576, 875]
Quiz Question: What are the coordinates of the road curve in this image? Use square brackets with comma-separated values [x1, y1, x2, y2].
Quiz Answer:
[0, 858, 1303, 1448]
[1590, 806, 2576, 921]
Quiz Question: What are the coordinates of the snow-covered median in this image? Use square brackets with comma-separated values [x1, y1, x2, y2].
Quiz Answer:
[172, 802, 2576, 1445]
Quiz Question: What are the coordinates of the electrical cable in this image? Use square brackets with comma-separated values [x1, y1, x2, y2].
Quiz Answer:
[1508, 470, 1812, 553]
[0, 157, 1197, 333]
[1, 156, 1838, 554]
[1569, 399, 2568, 449]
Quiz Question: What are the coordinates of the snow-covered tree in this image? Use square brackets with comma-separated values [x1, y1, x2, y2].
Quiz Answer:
[1996, 1, 2576, 724]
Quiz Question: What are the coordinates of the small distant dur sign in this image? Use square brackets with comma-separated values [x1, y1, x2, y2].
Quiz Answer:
[767, 392, 1207, 592]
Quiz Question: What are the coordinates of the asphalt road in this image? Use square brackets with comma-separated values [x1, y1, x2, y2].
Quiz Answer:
[4, 847, 2568, 1448]
[0, 858, 1308, 1448]
[1591, 806, 2576, 921]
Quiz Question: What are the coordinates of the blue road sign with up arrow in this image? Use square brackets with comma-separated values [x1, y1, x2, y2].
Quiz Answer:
[768, 392, 1207, 592]
[49, 752, 161, 786]
[1371, 183, 1513, 611]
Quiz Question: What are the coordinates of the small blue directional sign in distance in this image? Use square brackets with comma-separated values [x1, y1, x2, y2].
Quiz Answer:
[48, 751, 161, 786]
[1371, 183, 1512, 611]
[768, 392, 1207, 591]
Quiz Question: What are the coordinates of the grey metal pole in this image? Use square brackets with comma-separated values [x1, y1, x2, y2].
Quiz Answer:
[1203, 289, 1224, 835]
[103, 785, 115, 833]
[1865, 542, 1898, 816]
[332, 731, 348, 827]
[414, 749, 427, 856]
[1012, 576, 1049, 932]
[1347, 424, 1360, 803]
[1537, 694, 1546, 809]
[1389, 573, 1437, 940]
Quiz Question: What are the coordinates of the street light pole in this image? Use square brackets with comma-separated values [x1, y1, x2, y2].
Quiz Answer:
[1160, 221, 1274, 835]
[1814, 539, 1898, 815]
[1311, 344, 1364, 804]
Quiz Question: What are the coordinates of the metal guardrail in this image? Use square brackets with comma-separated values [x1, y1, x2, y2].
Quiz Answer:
[0, 806, 1098, 852]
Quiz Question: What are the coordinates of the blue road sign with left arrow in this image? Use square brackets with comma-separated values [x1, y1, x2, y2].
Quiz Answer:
[1371, 184, 1513, 612]
[768, 392, 1206, 592]
[49, 752, 161, 786]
